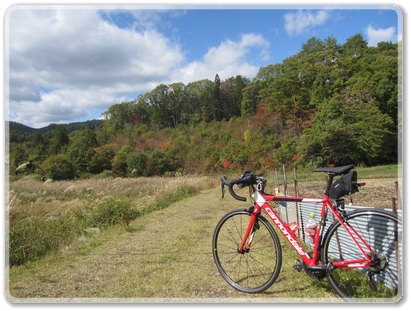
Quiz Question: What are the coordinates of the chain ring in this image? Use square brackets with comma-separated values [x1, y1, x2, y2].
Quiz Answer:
[303, 252, 327, 281]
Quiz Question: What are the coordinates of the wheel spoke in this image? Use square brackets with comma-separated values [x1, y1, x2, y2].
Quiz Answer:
[212, 210, 282, 293]
[322, 210, 401, 301]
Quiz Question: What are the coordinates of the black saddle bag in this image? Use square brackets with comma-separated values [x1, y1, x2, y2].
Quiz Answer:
[329, 171, 359, 199]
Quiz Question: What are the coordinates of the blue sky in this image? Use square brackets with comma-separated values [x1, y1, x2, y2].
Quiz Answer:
[4, 2, 404, 129]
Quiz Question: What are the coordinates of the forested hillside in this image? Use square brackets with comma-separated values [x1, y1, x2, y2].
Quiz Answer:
[7, 34, 401, 180]
[7, 120, 104, 142]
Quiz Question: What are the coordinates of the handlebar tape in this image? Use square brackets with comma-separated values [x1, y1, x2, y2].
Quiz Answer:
[220, 176, 247, 202]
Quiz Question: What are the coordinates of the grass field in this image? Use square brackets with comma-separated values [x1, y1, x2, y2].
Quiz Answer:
[6, 164, 401, 301]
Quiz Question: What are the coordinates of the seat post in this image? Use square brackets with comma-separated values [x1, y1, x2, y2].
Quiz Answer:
[325, 173, 336, 196]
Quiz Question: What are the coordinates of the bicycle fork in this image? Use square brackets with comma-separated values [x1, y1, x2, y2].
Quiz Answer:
[238, 206, 260, 254]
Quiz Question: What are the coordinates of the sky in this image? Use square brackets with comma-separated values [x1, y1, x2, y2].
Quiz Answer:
[3, 2, 404, 129]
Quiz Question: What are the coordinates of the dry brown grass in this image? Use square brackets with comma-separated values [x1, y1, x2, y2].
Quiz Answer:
[7, 174, 219, 215]
[7, 174, 220, 267]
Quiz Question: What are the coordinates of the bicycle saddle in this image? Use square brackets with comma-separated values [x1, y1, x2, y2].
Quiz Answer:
[313, 164, 355, 175]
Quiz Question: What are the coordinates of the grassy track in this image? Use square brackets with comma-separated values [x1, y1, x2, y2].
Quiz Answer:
[7, 185, 343, 302]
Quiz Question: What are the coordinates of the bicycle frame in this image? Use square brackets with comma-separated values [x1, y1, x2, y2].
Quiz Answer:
[216, 166, 400, 300]
[241, 189, 373, 270]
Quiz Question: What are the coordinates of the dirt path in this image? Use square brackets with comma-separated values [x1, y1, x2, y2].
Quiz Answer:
[8, 178, 399, 303]
[7, 187, 258, 302]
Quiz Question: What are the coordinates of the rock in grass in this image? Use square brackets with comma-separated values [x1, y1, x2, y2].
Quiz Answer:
[83, 228, 100, 234]
[64, 185, 77, 193]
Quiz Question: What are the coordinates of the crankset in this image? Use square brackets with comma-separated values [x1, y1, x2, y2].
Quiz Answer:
[303, 252, 327, 281]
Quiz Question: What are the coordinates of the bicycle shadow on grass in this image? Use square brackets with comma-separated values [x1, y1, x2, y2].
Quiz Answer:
[254, 276, 337, 299]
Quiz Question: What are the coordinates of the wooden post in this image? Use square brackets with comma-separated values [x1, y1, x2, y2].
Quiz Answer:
[392, 182, 401, 292]
[282, 164, 287, 195]
[282, 164, 288, 223]
[391, 197, 396, 214]
[294, 167, 300, 237]
[395, 181, 401, 211]
[293, 167, 299, 196]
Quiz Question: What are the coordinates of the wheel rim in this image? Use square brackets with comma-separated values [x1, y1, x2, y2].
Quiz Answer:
[322, 210, 400, 301]
[213, 210, 281, 293]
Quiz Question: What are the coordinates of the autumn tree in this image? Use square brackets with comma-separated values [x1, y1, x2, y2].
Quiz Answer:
[50, 124, 69, 154]
[102, 102, 136, 131]
[111, 145, 132, 177]
[185, 79, 214, 123]
[66, 129, 98, 173]
[87, 146, 114, 174]
[27, 132, 48, 169]
[9, 145, 26, 169]
[301, 88, 395, 166]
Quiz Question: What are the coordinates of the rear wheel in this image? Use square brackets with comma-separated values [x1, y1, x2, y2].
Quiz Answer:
[212, 209, 282, 293]
[322, 209, 401, 301]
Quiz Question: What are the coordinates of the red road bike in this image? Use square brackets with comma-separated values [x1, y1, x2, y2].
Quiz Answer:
[212, 165, 401, 301]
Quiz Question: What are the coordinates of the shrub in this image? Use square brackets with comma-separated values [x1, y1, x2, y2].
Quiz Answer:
[127, 153, 148, 176]
[146, 150, 171, 176]
[91, 170, 114, 179]
[87, 198, 137, 228]
[87, 149, 113, 174]
[111, 146, 132, 177]
[41, 154, 76, 180]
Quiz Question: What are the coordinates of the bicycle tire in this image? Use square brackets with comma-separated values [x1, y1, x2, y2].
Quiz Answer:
[322, 209, 401, 301]
[212, 209, 282, 293]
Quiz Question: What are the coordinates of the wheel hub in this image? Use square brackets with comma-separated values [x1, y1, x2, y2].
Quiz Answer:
[368, 251, 388, 273]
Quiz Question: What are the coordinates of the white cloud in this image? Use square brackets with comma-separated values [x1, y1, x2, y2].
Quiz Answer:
[6, 8, 184, 127]
[6, 8, 269, 128]
[8, 88, 127, 128]
[365, 24, 397, 47]
[284, 10, 331, 36]
[172, 33, 269, 84]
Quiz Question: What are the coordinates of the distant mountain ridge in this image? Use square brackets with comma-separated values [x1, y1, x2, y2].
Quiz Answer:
[6, 119, 104, 134]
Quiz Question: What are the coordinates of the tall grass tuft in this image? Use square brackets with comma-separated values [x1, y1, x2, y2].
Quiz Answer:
[9, 214, 76, 266]
[8, 175, 217, 267]
[75, 197, 138, 229]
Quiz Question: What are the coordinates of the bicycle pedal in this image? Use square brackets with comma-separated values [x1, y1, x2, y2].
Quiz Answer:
[294, 259, 303, 272]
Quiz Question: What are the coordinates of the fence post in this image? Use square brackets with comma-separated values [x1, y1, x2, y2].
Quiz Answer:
[393, 181, 401, 292]
[395, 180, 401, 211]
[293, 167, 299, 197]
[294, 167, 300, 237]
[282, 164, 289, 223]
[274, 168, 279, 195]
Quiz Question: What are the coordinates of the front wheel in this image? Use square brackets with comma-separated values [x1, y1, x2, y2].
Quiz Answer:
[212, 209, 282, 293]
[322, 209, 401, 301]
